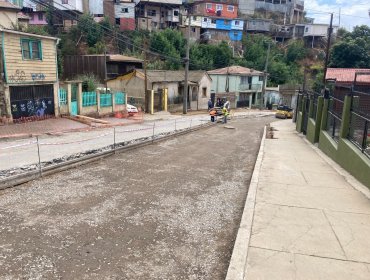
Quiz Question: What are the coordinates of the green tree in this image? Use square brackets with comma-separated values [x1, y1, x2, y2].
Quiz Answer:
[329, 40, 370, 68]
[77, 14, 103, 47]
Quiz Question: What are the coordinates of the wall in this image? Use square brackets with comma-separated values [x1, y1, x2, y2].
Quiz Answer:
[246, 19, 271, 32]
[0, 10, 18, 29]
[54, 0, 83, 12]
[194, 2, 238, 19]
[120, 18, 135, 31]
[231, 20, 243, 30]
[3, 32, 58, 85]
[229, 30, 242, 41]
[238, 0, 255, 15]
[89, 0, 103, 15]
[216, 19, 232, 31]
[115, 2, 135, 19]
[28, 11, 47, 25]
[197, 74, 211, 110]
[201, 17, 216, 29]
[107, 74, 145, 99]
[183, 15, 202, 27]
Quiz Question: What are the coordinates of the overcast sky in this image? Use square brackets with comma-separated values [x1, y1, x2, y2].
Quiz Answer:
[305, 0, 370, 30]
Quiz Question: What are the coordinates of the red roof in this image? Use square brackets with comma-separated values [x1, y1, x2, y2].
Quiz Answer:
[326, 68, 370, 85]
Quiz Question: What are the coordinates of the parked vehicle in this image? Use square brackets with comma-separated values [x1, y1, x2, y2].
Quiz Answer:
[126, 104, 138, 116]
[275, 105, 293, 119]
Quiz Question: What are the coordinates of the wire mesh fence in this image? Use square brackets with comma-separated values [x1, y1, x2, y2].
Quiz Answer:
[0, 116, 210, 180]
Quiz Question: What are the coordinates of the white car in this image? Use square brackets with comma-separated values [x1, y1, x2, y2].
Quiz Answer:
[126, 104, 138, 115]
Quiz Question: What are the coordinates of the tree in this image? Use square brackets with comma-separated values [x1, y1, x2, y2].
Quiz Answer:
[77, 14, 103, 47]
[329, 40, 370, 68]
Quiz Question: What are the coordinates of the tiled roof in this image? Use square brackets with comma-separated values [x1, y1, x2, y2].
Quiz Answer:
[326, 68, 370, 85]
[208, 66, 263, 76]
[0, 0, 20, 10]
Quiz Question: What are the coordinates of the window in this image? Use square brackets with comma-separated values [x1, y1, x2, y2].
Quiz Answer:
[235, 20, 239, 25]
[206, 3, 212, 9]
[305, 27, 308, 32]
[216, 4, 223, 11]
[224, 20, 230, 25]
[211, 19, 216, 24]
[21, 39, 42, 60]
[174, 10, 179, 16]
[121, 7, 128, 13]
[193, 16, 196, 21]
[259, 76, 264, 81]
[62, 0, 68, 4]
[191, 27, 196, 32]
[203, 17, 208, 22]
[227, 5, 234, 12]
[147, 10, 156, 16]
[202, 87, 207, 97]
[115, 18, 120, 25]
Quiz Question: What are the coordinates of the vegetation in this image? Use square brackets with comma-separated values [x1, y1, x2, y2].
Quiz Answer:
[329, 25, 370, 68]
[31, 14, 370, 90]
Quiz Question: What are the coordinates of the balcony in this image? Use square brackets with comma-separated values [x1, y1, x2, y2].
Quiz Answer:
[239, 84, 262, 92]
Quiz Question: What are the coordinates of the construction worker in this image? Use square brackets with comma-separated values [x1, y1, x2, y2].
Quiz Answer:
[222, 106, 229, 124]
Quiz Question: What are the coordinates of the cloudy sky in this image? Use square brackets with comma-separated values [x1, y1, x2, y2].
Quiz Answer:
[305, 0, 370, 30]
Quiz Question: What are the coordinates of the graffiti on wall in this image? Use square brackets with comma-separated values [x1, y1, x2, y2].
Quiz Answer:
[8, 70, 26, 83]
[31, 73, 46, 81]
[11, 98, 53, 119]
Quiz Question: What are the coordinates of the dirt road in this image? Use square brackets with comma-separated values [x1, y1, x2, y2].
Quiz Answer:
[0, 116, 271, 279]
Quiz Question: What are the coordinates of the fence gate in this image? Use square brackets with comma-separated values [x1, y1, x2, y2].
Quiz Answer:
[10, 85, 55, 120]
[71, 84, 78, 116]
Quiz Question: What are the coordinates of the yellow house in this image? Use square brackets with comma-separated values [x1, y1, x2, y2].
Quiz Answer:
[0, 28, 60, 122]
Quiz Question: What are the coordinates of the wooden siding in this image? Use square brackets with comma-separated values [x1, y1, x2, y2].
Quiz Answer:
[3, 33, 57, 85]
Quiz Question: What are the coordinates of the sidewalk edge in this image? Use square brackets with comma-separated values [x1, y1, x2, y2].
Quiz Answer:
[301, 136, 370, 200]
[225, 125, 266, 280]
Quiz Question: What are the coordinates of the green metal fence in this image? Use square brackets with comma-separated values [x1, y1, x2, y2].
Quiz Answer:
[100, 93, 112, 107]
[115, 92, 126, 105]
[58, 88, 67, 106]
[82, 92, 97, 107]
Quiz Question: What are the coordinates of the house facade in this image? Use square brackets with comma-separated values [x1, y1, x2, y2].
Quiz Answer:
[208, 66, 264, 108]
[0, 28, 59, 122]
[135, 0, 181, 31]
[107, 69, 212, 111]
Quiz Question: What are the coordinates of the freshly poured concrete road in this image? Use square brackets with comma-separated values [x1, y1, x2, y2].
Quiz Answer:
[0, 117, 272, 279]
[236, 120, 370, 280]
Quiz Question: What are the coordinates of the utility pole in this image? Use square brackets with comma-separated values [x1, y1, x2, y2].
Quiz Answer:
[183, 12, 191, 114]
[144, 38, 149, 113]
[323, 13, 334, 87]
[261, 42, 270, 110]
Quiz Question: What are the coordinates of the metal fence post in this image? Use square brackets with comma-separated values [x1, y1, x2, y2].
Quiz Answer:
[152, 122, 156, 142]
[190, 119, 192, 129]
[113, 127, 116, 154]
[175, 119, 177, 132]
[36, 136, 42, 177]
[362, 120, 368, 152]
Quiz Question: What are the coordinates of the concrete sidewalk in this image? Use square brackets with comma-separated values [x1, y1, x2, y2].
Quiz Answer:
[227, 120, 370, 280]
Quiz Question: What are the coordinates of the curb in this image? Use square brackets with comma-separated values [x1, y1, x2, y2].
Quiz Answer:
[0, 122, 215, 190]
[225, 125, 267, 280]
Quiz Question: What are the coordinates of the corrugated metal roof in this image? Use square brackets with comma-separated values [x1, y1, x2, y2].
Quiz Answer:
[326, 68, 370, 85]
[208, 66, 263, 76]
